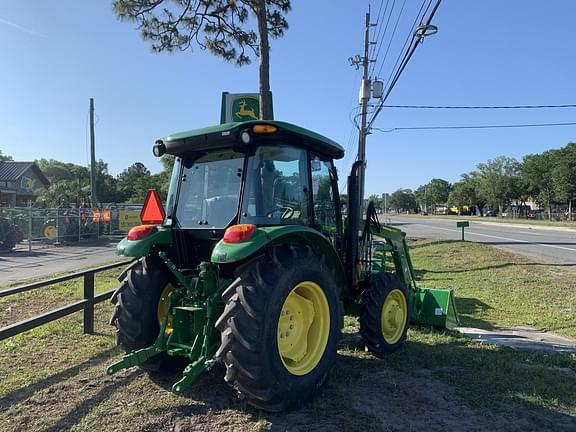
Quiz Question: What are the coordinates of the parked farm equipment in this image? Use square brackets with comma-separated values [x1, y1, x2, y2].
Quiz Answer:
[108, 120, 458, 411]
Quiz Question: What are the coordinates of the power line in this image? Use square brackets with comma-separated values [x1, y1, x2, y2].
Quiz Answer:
[373, 121, 576, 132]
[382, 103, 576, 109]
[375, 0, 407, 79]
[368, 0, 387, 61]
[380, 0, 428, 88]
[369, 0, 395, 76]
[367, 0, 443, 130]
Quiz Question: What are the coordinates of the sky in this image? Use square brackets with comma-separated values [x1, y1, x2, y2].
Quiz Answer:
[1, 1, 575, 197]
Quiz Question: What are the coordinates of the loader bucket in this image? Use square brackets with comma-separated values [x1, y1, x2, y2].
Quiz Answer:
[410, 287, 460, 329]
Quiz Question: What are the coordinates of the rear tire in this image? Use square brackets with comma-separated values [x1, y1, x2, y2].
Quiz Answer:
[360, 272, 410, 357]
[215, 244, 340, 412]
[110, 256, 175, 371]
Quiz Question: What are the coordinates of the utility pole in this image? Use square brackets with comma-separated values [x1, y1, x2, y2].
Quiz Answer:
[89, 98, 97, 209]
[349, 10, 375, 212]
[357, 11, 371, 211]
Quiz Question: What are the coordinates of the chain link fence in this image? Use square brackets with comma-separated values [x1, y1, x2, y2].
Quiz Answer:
[0, 204, 142, 252]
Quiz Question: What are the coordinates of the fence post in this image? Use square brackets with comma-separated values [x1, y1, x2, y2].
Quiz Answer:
[55, 209, 60, 245]
[28, 201, 32, 253]
[83, 272, 95, 334]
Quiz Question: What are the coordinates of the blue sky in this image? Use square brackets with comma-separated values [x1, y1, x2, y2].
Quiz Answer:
[1, 1, 575, 197]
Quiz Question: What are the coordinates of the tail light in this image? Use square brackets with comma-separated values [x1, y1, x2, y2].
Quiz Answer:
[127, 224, 155, 241]
[223, 224, 256, 243]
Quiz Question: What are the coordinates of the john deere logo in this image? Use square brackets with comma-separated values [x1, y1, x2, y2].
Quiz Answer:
[232, 97, 259, 121]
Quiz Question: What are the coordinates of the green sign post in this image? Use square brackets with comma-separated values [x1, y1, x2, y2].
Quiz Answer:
[456, 221, 469, 241]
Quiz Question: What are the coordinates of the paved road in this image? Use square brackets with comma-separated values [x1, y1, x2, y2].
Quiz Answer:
[390, 216, 576, 266]
[0, 241, 125, 286]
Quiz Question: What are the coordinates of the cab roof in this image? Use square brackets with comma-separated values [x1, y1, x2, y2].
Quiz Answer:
[162, 120, 344, 160]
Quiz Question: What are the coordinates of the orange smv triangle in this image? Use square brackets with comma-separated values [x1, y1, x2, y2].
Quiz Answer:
[141, 189, 166, 225]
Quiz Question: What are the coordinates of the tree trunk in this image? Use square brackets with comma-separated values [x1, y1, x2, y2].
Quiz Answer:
[255, 0, 272, 120]
[569, 199, 572, 221]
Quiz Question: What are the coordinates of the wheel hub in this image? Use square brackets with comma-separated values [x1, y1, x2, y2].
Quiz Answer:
[380, 289, 408, 344]
[277, 281, 330, 376]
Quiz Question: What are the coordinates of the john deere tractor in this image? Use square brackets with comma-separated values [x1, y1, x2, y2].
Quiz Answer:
[108, 120, 458, 411]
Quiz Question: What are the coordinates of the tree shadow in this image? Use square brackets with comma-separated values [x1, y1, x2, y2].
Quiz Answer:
[453, 297, 495, 330]
[418, 262, 576, 280]
[408, 239, 461, 249]
[42, 370, 142, 432]
[0, 346, 119, 410]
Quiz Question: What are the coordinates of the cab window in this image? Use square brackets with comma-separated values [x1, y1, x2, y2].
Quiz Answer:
[311, 155, 337, 230]
[241, 145, 311, 225]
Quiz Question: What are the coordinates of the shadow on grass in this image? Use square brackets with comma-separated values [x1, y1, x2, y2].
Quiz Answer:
[409, 239, 461, 249]
[0, 346, 119, 411]
[43, 370, 142, 432]
[454, 296, 495, 329]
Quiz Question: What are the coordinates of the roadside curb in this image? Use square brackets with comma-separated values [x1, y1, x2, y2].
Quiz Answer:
[473, 221, 576, 232]
[394, 216, 576, 233]
[455, 326, 576, 355]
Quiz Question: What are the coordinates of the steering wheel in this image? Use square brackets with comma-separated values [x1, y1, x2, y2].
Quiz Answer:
[264, 206, 294, 219]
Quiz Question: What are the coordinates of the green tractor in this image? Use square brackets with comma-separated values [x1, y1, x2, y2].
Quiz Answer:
[108, 120, 458, 411]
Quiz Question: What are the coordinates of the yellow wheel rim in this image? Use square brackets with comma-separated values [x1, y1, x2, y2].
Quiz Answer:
[44, 225, 57, 240]
[157, 284, 175, 335]
[380, 289, 408, 344]
[277, 281, 330, 376]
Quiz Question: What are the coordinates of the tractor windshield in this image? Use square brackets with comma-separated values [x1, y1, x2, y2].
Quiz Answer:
[175, 149, 244, 228]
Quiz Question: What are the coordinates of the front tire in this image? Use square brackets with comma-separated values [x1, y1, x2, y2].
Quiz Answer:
[110, 256, 174, 371]
[215, 244, 340, 412]
[359, 272, 410, 357]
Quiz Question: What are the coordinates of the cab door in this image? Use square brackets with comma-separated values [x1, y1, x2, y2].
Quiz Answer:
[310, 154, 343, 255]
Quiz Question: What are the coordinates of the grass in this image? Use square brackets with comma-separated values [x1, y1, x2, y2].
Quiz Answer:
[409, 239, 576, 338]
[0, 242, 575, 431]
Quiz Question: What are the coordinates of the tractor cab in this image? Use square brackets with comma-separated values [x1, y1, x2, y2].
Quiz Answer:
[134, 121, 345, 265]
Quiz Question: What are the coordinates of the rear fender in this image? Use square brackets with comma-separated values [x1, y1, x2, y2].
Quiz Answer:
[211, 225, 346, 296]
[115, 226, 172, 258]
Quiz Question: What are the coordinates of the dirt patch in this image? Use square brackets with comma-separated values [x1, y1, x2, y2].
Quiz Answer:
[351, 368, 576, 432]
